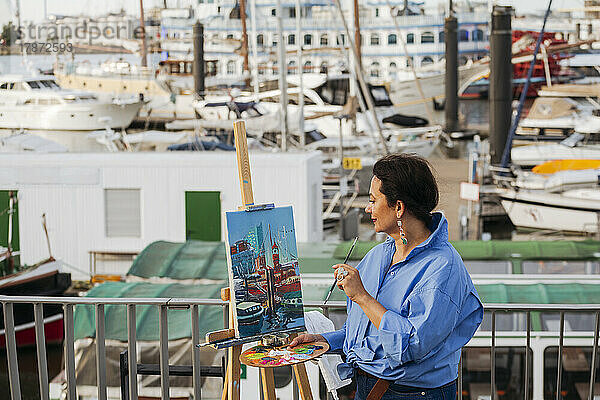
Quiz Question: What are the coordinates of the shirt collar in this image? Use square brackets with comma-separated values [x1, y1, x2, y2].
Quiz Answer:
[384, 211, 448, 261]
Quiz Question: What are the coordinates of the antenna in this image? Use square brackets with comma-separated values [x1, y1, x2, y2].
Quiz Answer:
[42, 213, 54, 261]
[6, 191, 15, 273]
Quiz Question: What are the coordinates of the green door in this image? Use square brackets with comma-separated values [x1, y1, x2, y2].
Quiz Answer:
[185, 191, 221, 241]
[0, 190, 19, 273]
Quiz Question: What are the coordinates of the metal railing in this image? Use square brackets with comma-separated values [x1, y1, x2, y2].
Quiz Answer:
[478, 304, 600, 400]
[2, 296, 600, 400]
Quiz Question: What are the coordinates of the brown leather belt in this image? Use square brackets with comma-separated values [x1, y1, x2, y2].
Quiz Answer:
[356, 369, 391, 400]
[357, 369, 457, 399]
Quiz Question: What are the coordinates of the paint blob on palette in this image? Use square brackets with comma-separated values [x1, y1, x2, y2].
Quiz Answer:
[240, 341, 329, 367]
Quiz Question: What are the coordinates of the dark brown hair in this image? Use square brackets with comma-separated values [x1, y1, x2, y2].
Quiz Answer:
[372, 153, 439, 224]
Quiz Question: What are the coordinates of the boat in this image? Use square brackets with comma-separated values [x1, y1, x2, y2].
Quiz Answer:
[54, 58, 227, 122]
[516, 96, 600, 141]
[193, 99, 283, 134]
[513, 168, 600, 191]
[275, 275, 302, 294]
[0, 259, 72, 347]
[0, 132, 68, 153]
[459, 31, 583, 99]
[280, 296, 304, 315]
[499, 188, 600, 234]
[0, 75, 143, 130]
[122, 130, 191, 152]
[511, 138, 600, 167]
[235, 301, 264, 326]
[191, 73, 433, 150]
[532, 159, 600, 174]
[519, 97, 587, 133]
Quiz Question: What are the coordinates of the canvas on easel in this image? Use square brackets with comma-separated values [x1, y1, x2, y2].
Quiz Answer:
[204, 120, 317, 400]
[225, 205, 305, 338]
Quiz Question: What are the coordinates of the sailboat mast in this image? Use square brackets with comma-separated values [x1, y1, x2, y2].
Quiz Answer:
[250, 0, 260, 96]
[295, 0, 305, 147]
[240, 0, 250, 86]
[139, 0, 148, 67]
[332, 0, 389, 154]
[276, 0, 288, 151]
[16, 0, 21, 38]
[353, 0, 361, 68]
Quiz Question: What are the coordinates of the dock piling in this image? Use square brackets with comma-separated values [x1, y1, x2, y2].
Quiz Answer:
[444, 14, 459, 133]
[489, 5, 513, 164]
[193, 23, 205, 101]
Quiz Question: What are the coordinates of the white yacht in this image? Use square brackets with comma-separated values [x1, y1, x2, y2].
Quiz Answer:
[511, 141, 600, 167]
[0, 75, 143, 131]
[500, 187, 600, 234]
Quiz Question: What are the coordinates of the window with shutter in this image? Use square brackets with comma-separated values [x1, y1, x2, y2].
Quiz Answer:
[104, 189, 141, 237]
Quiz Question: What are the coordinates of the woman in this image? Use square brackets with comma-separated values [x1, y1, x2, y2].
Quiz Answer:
[290, 153, 483, 400]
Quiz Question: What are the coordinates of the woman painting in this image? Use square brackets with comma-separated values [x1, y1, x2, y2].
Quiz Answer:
[290, 153, 483, 399]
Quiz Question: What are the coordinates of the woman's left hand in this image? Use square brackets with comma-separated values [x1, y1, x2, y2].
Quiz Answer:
[333, 264, 370, 304]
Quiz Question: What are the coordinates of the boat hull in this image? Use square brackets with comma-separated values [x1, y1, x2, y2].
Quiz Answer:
[0, 102, 143, 130]
[511, 144, 600, 167]
[500, 190, 600, 233]
[0, 313, 63, 348]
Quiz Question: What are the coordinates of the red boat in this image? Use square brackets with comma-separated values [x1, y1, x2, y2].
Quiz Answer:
[275, 276, 301, 294]
[462, 31, 584, 98]
[0, 313, 64, 348]
[0, 259, 72, 348]
[512, 31, 573, 97]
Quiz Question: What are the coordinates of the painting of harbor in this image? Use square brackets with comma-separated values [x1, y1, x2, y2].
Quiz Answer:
[225, 206, 305, 338]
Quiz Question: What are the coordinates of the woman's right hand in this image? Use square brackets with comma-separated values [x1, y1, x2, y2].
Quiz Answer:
[288, 333, 325, 348]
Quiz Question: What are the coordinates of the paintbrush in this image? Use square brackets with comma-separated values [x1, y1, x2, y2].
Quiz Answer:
[323, 236, 359, 304]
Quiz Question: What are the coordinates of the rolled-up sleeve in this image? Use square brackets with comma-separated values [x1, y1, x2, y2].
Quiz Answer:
[322, 322, 346, 352]
[377, 287, 460, 367]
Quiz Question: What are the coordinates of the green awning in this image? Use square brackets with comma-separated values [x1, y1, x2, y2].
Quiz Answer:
[450, 240, 600, 261]
[303, 282, 600, 305]
[333, 240, 600, 262]
[476, 283, 600, 304]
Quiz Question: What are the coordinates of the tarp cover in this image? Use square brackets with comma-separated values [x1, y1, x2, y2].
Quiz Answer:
[127, 240, 229, 281]
[127, 240, 345, 278]
[74, 281, 223, 341]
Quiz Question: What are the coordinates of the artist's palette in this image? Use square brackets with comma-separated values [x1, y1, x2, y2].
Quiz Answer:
[240, 341, 329, 368]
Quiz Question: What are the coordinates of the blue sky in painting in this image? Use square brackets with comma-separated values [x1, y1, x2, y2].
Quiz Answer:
[226, 206, 298, 262]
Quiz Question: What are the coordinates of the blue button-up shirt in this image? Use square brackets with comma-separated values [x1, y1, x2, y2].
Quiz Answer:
[322, 212, 483, 388]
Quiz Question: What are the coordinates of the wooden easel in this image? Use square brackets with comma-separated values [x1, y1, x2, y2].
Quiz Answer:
[204, 120, 315, 400]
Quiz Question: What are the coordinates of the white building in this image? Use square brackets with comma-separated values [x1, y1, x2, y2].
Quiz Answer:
[0, 152, 322, 279]
[160, 1, 490, 82]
